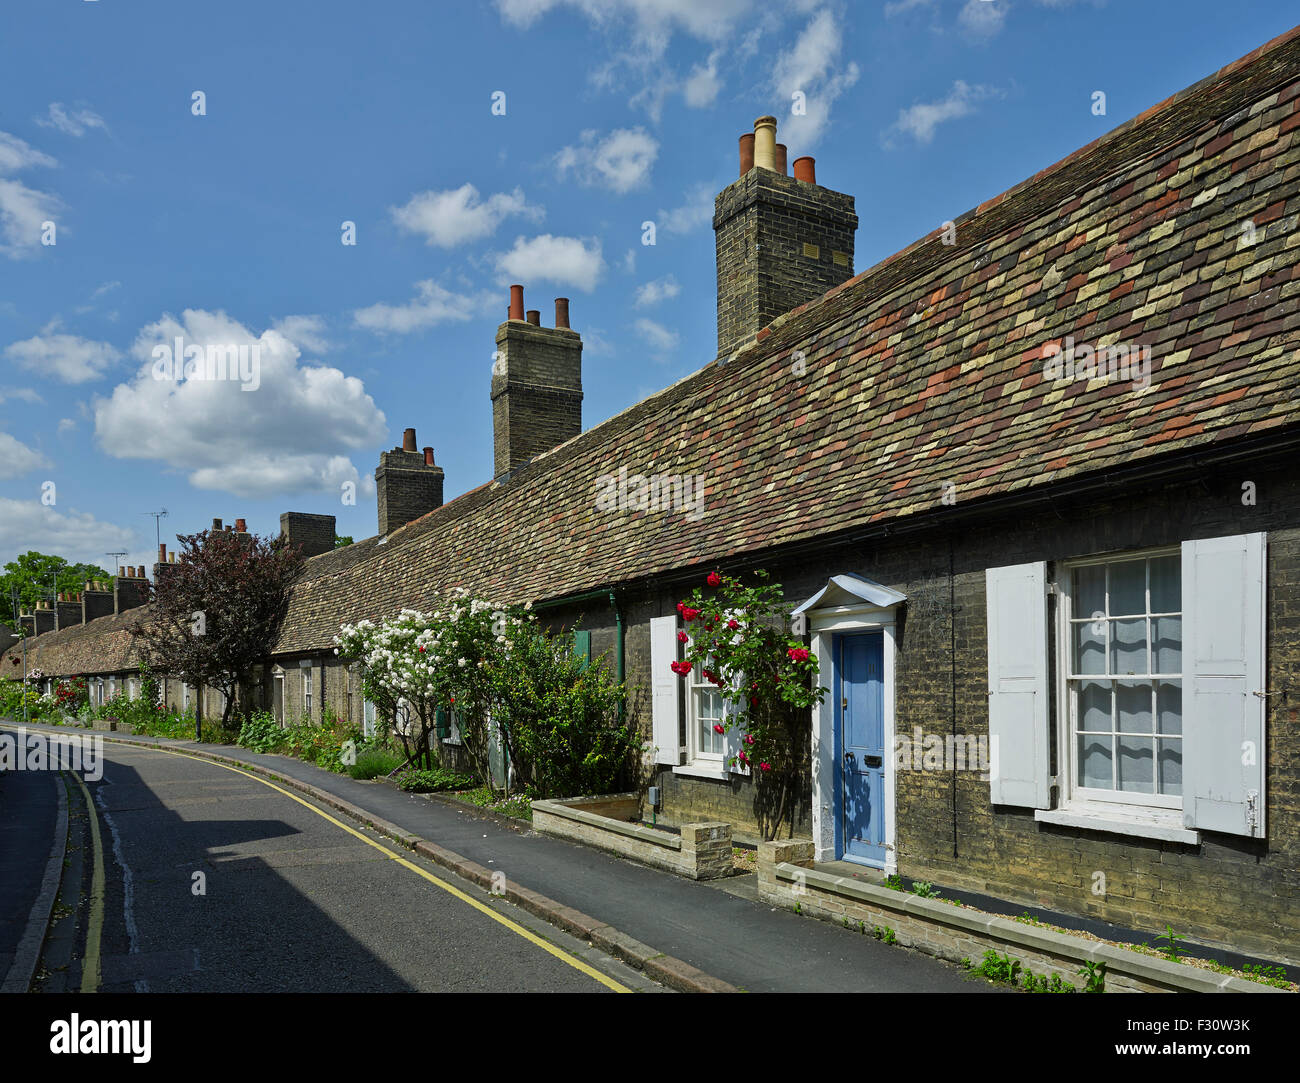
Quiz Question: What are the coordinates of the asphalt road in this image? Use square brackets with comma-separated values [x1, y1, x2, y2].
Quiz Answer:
[30, 741, 657, 993]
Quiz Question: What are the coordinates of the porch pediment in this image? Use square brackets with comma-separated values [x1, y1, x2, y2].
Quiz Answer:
[792, 573, 907, 614]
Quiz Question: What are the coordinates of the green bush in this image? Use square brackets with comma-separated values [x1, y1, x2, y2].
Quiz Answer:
[348, 745, 403, 780]
[237, 710, 284, 753]
[396, 767, 477, 793]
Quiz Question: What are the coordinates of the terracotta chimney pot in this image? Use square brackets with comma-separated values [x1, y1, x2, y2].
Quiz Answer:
[555, 298, 570, 329]
[739, 132, 755, 176]
[508, 284, 525, 321]
[793, 156, 816, 184]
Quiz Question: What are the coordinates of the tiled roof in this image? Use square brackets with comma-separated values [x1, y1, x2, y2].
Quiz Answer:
[3, 607, 149, 678]
[7, 25, 1300, 671]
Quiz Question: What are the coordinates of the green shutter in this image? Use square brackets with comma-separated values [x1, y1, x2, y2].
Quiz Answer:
[573, 629, 591, 669]
[435, 706, 450, 740]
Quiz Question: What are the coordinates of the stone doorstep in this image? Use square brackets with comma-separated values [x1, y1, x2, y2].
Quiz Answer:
[770, 860, 1285, 994]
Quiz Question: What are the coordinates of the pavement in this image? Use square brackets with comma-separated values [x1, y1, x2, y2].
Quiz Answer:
[0, 721, 995, 994]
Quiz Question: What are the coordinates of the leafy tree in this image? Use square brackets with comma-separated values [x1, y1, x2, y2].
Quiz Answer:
[1, 551, 113, 632]
[136, 527, 303, 731]
[334, 535, 353, 549]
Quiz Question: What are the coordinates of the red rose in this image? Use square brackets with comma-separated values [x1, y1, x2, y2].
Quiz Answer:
[677, 630, 689, 644]
[670, 660, 691, 676]
[702, 669, 714, 683]
[727, 619, 739, 630]
[744, 734, 754, 745]
[681, 606, 700, 622]
[787, 647, 810, 663]
[418, 646, 426, 653]
[706, 572, 721, 587]
[713, 724, 725, 735]
[749, 696, 758, 707]
[760, 762, 772, 772]
[738, 751, 749, 764]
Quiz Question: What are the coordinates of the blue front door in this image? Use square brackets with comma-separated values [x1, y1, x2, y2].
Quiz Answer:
[837, 632, 886, 866]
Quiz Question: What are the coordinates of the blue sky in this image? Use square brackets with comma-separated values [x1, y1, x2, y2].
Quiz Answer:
[0, 0, 1294, 573]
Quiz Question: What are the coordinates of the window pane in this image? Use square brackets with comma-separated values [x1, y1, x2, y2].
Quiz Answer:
[1116, 681, 1152, 733]
[1074, 622, 1106, 674]
[1149, 555, 1180, 612]
[1109, 560, 1147, 616]
[1077, 681, 1111, 731]
[1109, 618, 1147, 675]
[1078, 733, 1113, 789]
[1117, 734, 1154, 792]
[1153, 615, 1181, 673]
[1156, 680, 1181, 735]
[1074, 564, 1106, 617]
[1158, 738, 1182, 796]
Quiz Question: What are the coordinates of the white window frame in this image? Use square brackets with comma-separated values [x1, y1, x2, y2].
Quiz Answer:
[686, 657, 726, 765]
[183, 683, 191, 711]
[1054, 545, 1184, 821]
[303, 666, 313, 715]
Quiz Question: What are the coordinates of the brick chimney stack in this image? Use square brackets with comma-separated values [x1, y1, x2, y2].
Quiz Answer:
[280, 512, 337, 558]
[83, 580, 114, 622]
[374, 424, 445, 536]
[714, 115, 857, 359]
[491, 286, 583, 481]
[115, 569, 149, 615]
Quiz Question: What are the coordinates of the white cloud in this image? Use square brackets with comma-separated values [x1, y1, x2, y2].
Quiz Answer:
[0, 387, 42, 405]
[272, 314, 332, 353]
[958, 0, 1007, 39]
[555, 128, 659, 194]
[634, 317, 680, 357]
[0, 132, 56, 174]
[4, 331, 121, 383]
[35, 103, 108, 138]
[391, 184, 542, 248]
[91, 281, 120, 299]
[887, 80, 1002, 145]
[353, 281, 493, 334]
[0, 132, 62, 259]
[497, 0, 751, 51]
[622, 248, 636, 274]
[57, 418, 76, 435]
[657, 183, 715, 235]
[495, 235, 605, 293]
[884, 0, 933, 14]
[772, 8, 861, 148]
[94, 309, 388, 499]
[0, 432, 50, 477]
[684, 49, 724, 107]
[0, 499, 137, 569]
[635, 275, 681, 307]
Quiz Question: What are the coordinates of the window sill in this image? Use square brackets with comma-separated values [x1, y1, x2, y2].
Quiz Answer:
[1035, 806, 1199, 845]
[672, 763, 733, 782]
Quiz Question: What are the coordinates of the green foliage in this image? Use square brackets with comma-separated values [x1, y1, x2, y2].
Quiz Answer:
[873, 925, 897, 944]
[969, 949, 1021, 985]
[1078, 960, 1107, 993]
[396, 767, 477, 793]
[1156, 923, 1186, 961]
[1240, 963, 1289, 988]
[348, 745, 403, 780]
[334, 535, 353, 549]
[1020, 970, 1076, 993]
[884, 874, 905, 891]
[1015, 910, 1047, 928]
[235, 709, 359, 772]
[491, 625, 638, 799]
[910, 880, 941, 899]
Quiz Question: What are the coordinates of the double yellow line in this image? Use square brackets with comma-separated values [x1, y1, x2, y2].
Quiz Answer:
[67, 741, 628, 993]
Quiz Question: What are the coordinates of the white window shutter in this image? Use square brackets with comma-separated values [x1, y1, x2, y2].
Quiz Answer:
[1182, 533, 1266, 837]
[724, 670, 750, 776]
[650, 616, 682, 765]
[985, 562, 1050, 808]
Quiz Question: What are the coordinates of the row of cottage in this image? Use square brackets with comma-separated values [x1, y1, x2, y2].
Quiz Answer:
[6, 27, 1300, 966]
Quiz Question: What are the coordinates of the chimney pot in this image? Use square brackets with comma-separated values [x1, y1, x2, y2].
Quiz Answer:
[402, 427, 417, 453]
[423, 446, 435, 466]
[119, 566, 127, 577]
[774, 143, 788, 175]
[212, 518, 222, 531]
[555, 298, 570, 329]
[753, 115, 777, 171]
[508, 284, 525, 321]
[793, 155, 816, 184]
[137, 566, 146, 579]
[169, 553, 175, 563]
[526, 309, 540, 326]
[739, 132, 755, 176]
[234, 518, 246, 532]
